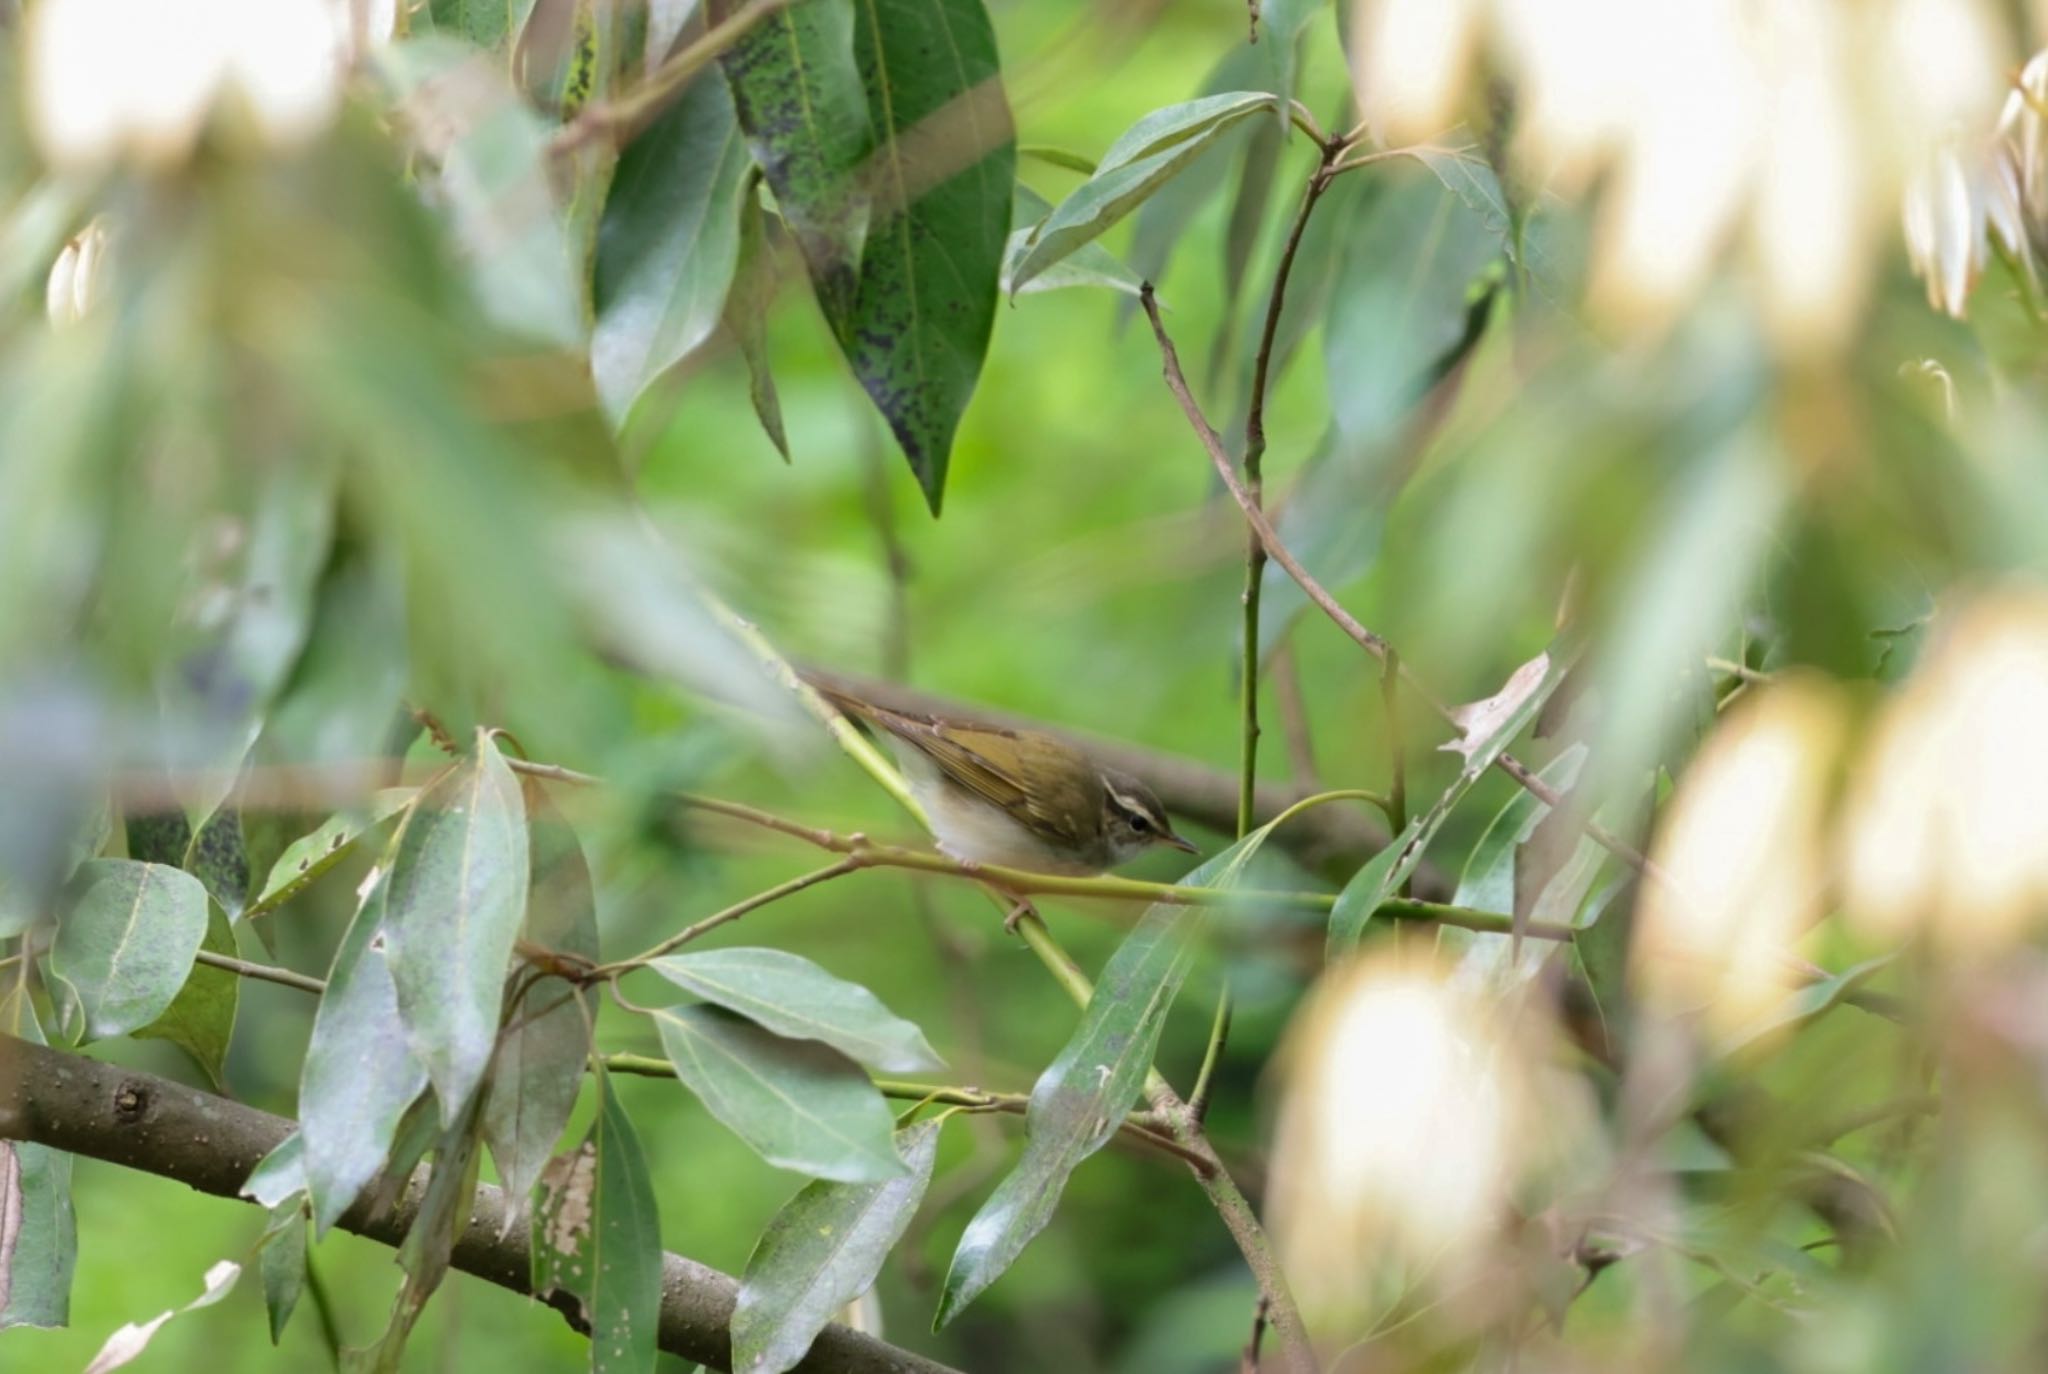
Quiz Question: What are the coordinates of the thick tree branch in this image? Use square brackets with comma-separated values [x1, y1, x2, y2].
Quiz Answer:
[0, 1036, 961, 1374]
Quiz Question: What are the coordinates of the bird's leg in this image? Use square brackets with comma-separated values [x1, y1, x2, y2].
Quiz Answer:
[975, 883, 1037, 936]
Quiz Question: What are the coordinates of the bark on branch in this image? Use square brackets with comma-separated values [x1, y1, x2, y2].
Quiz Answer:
[0, 1036, 963, 1374]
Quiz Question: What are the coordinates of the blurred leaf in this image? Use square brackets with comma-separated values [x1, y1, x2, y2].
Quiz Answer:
[712, 0, 871, 321]
[483, 782, 600, 1211]
[1439, 746, 1599, 983]
[382, 731, 531, 1123]
[0, 980, 74, 1330]
[379, 38, 586, 347]
[262, 546, 410, 788]
[133, 902, 238, 1092]
[1008, 92, 1277, 297]
[723, 185, 790, 459]
[256, 1204, 307, 1346]
[48, 860, 210, 1042]
[533, 1069, 662, 1374]
[428, 0, 538, 48]
[1327, 653, 1567, 957]
[250, 789, 416, 920]
[1720, 955, 1899, 1058]
[731, 1118, 942, 1374]
[1324, 166, 1501, 444]
[825, 0, 1014, 513]
[79, 1259, 241, 1374]
[1003, 186, 1144, 299]
[652, 1003, 905, 1182]
[648, 947, 941, 1072]
[1253, 426, 1394, 661]
[935, 830, 1280, 1326]
[1583, 431, 1787, 802]
[645, 0, 700, 73]
[157, 457, 336, 810]
[591, 69, 751, 425]
[300, 867, 430, 1236]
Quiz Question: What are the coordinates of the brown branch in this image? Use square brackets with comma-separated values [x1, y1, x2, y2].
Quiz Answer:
[1135, 283, 1656, 878]
[0, 1036, 962, 1374]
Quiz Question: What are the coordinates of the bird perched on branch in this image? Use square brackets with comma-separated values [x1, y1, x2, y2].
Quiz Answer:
[811, 683, 1199, 875]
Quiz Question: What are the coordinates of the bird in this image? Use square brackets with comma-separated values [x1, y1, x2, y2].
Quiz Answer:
[810, 684, 1199, 876]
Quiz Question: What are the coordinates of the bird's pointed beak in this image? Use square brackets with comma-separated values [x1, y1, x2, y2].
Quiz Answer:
[1160, 829, 1199, 855]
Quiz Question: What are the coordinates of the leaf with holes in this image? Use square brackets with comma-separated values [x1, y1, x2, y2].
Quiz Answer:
[250, 788, 416, 919]
[732, 1118, 942, 1374]
[484, 781, 600, 1212]
[382, 731, 531, 1123]
[713, 0, 871, 321]
[653, 1004, 904, 1182]
[533, 1070, 662, 1374]
[1007, 91, 1277, 297]
[648, 947, 939, 1073]
[49, 860, 209, 1042]
[591, 68, 752, 425]
[826, 0, 1014, 513]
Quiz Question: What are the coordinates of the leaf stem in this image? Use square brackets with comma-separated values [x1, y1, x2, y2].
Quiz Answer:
[599, 859, 861, 972]
[192, 949, 326, 996]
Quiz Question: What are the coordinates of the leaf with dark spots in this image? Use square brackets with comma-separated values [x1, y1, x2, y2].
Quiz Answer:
[713, 0, 872, 322]
[825, 0, 1014, 513]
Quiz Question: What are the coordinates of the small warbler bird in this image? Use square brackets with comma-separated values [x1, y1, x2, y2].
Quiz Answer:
[815, 685, 1199, 875]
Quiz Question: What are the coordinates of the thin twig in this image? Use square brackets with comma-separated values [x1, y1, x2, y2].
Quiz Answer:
[1382, 648, 1409, 896]
[1135, 283, 1658, 878]
[600, 859, 860, 971]
[1241, 1295, 1272, 1374]
[193, 949, 326, 996]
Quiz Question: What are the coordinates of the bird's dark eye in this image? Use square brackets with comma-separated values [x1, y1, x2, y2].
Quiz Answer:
[1128, 812, 1152, 832]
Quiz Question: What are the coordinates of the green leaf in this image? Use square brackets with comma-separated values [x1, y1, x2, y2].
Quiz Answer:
[182, 806, 251, 918]
[0, 981, 75, 1330]
[533, 1069, 662, 1374]
[1008, 91, 1278, 296]
[1326, 653, 1568, 959]
[936, 898, 1201, 1325]
[241, 1134, 307, 1211]
[1439, 746, 1599, 983]
[250, 789, 416, 919]
[426, 0, 536, 49]
[1255, 0, 1327, 114]
[1324, 165, 1502, 445]
[300, 870, 430, 1236]
[591, 69, 752, 425]
[652, 1004, 905, 1182]
[483, 781, 600, 1210]
[382, 733, 531, 1122]
[713, 0, 871, 321]
[826, 0, 1015, 513]
[1002, 186, 1144, 299]
[648, 947, 940, 1073]
[933, 830, 1279, 1327]
[365, 1100, 487, 1374]
[49, 859, 210, 1042]
[133, 901, 239, 1091]
[724, 185, 790, 460]
[1124, 47, 1267, 301]
[378, 38, 586, 347]
[257, 1204, 307, 1345]
[732, 1118, 943, 1374]
[1450, 746, 1590, 916]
